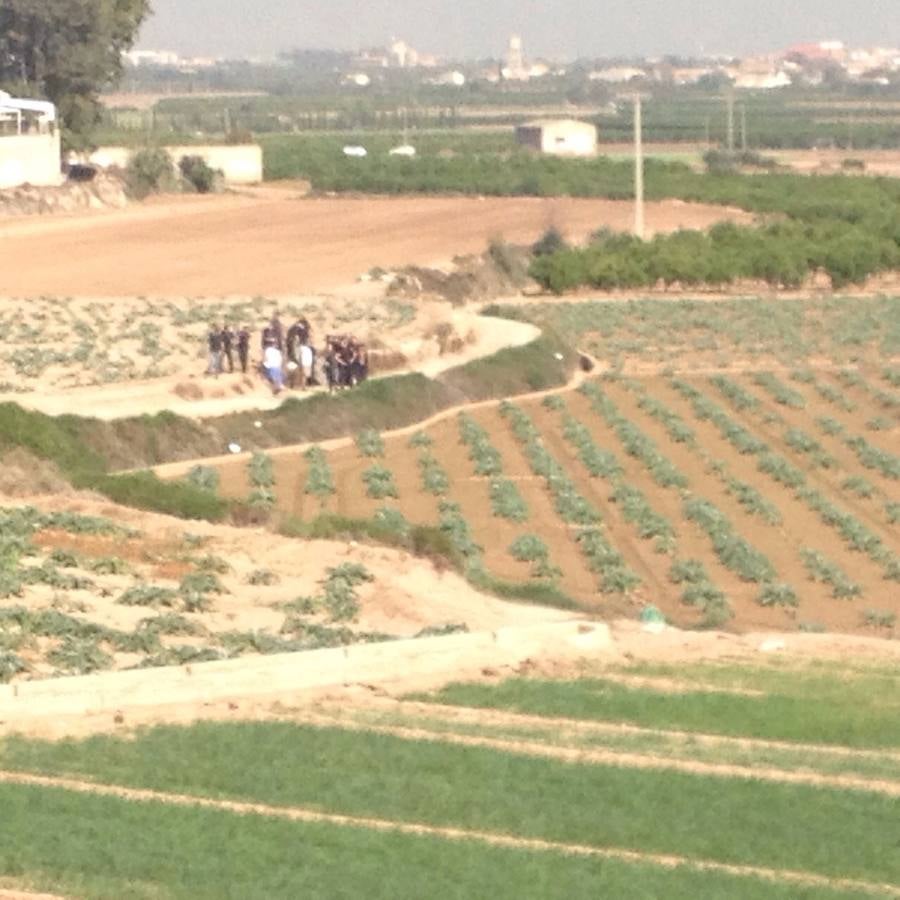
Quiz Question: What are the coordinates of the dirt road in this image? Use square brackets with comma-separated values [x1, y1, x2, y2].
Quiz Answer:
[0, 193, 749, 297]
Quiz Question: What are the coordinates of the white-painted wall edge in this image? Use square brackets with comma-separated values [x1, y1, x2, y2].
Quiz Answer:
[0, 621, 610, 725]
[89, 144, 263, 185]
[0, 133, 63, 189]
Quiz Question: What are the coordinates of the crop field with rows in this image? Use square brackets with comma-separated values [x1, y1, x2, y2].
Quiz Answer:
[212, 298, 900, 637]
[2, 656, 898, 898]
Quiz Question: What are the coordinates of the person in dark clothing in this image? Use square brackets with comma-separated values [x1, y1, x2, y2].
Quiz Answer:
[270, 313, 285, 353]
[221, 325, 235, 373]
[354, 342, 369, 384]
[206, 324, 223, 376]
[237, 326, 251, 374]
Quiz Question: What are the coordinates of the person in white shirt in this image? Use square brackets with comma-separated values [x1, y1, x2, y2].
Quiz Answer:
[263, 344, 284, 394]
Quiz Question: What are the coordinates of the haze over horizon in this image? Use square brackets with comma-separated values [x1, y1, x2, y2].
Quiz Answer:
[137, 0, 897, 60]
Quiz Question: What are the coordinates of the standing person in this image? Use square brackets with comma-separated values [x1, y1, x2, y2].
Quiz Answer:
[355, 341, 369, 384]
[270, 312, 285, 353]
[237, 325, 251, 374]
[221, 324, 235, 373]
[206, 324, 223, 376]
[263, 343, 284, 395]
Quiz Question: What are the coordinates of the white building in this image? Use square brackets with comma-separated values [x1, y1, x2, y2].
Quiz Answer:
[516, 119, 598, 157]
[0, 93, 62, 189]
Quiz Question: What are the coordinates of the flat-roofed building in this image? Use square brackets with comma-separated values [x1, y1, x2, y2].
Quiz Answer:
[0, 93, 62, 189]
[516, 119, 598, 157]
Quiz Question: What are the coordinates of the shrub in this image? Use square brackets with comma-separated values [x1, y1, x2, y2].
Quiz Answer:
[186, 465, 220, 494]
[179, 155, 219, 193]
[125, 148, 175, 199]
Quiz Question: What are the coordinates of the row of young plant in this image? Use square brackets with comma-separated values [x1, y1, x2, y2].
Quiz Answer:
[616, 380, 786, 532]
[355, 429, 399, 500]
[547, 396, 676, 554]
[545, 394, 732, 624]
[672, 380, 899, 584]
[499, 401, 640, 595]
[412, 429, 555, 580]
[457, 413, 529, 523]
[709, 374, 900, 505]
[578, 382, 790, 608]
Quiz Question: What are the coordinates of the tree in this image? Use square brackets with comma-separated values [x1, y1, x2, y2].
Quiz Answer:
[0, 0, 150, 147]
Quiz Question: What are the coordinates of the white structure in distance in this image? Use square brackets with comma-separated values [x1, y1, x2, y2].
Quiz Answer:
[515, 119, 599, 158]
[0, 93, 62, 189]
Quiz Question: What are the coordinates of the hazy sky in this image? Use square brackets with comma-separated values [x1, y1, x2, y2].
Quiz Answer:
[137, 0, 898, 60]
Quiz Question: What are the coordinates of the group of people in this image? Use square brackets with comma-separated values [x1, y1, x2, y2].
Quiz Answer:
[206, 314, 369, 395]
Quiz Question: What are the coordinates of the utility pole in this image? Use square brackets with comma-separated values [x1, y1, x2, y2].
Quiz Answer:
[634, 93, 645, 240]
[740, 105, 747, 152]
[726, 88, 735, 154]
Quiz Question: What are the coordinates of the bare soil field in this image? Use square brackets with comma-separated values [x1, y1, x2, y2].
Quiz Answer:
[0, 193, 751, 297]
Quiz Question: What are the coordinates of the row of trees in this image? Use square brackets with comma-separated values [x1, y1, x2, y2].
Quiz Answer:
[529, 221, 900, 293]
[0, 0, 149, 147]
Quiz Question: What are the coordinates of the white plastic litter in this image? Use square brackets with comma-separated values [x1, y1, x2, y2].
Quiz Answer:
[389, 144, 416, 157]
[254, 420, 263, 429]
[343, 145, 367, 158]
[228, 442, 242, 454]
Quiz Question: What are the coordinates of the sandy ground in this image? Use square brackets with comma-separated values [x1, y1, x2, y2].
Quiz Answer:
[0, 491, 573, 684]
[0, 192, 751, 297]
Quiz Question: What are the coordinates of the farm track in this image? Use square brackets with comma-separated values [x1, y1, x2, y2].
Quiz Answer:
[2, 770, 899, 897]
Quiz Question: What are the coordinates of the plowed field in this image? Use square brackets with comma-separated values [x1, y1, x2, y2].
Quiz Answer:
[213, 364, 900, 636]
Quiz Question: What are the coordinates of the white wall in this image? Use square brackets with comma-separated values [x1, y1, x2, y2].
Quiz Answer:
[0, 132, 62, 189]
[540, 124, 597, 157]
[89, 144, 263, 185]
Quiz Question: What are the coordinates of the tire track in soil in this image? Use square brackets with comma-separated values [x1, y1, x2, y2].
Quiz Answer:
[657, 379, 880, 632]
[2, 770, 898, 898]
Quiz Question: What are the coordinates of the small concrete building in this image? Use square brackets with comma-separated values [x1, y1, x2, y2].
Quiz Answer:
[0, 93, 62, 189]
[516, 119, 598, 158]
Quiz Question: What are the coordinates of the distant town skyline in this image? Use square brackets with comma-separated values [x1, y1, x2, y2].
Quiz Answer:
[137, 0, 897, 60]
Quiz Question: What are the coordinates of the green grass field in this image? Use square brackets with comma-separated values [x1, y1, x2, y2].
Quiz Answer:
[1, 658, 897, 898]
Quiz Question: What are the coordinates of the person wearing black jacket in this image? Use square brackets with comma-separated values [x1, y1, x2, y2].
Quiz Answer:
[206, 324, 223, 376]
[237, 326, 251, 374]
[221, 324, 235, 373]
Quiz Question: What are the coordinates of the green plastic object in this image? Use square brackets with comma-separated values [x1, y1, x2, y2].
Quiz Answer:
[640, 605, 666, 624]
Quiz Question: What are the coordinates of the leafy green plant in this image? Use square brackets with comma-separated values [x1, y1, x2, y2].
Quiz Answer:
[362, 464, 399, 500]
[118, 584, 179, 608]
[489, 478, 529, 522]
[186, 465, 220, 494]
[304, 446, 336, 499]
[356, 429, 385, 458]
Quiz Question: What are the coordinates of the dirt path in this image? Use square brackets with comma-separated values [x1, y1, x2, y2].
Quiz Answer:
[150, 344, 597, 479]
[0, 194, 749, 297]
[2, 770, 897, 897]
